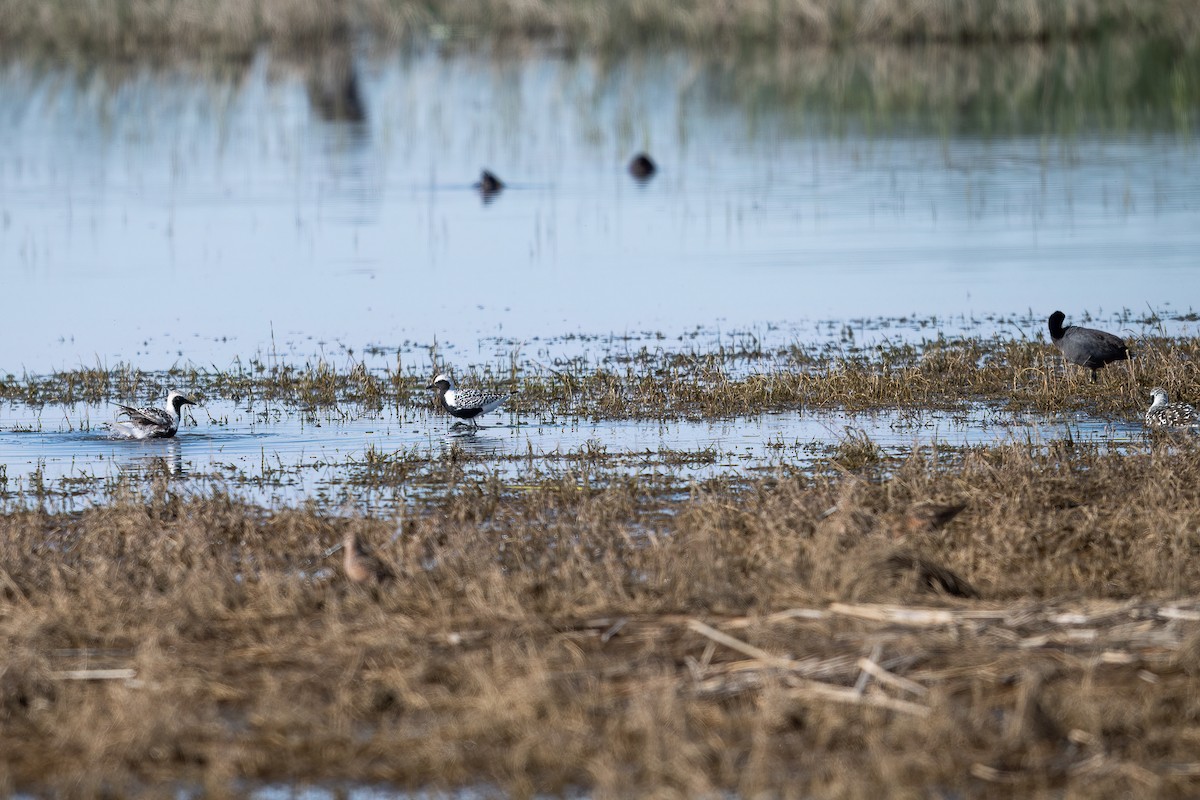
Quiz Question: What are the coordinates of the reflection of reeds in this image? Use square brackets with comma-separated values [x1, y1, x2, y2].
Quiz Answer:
[5, 39, 1192, 139]
[5, 442, 1200, 793]
[0, 0, 1198, 55]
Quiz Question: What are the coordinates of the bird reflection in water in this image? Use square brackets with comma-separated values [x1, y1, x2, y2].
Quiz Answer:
[118, 438, 187, 479]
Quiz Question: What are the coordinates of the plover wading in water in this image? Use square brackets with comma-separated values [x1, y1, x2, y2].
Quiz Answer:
[426, 373, 512, 428]
[1047, 311, 1130, 383]
[1145, 387, 1199, 429]
[109, 390, 198, 439]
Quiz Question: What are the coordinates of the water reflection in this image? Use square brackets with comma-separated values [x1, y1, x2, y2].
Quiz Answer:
[439, 423, 512, 456]
[304, 44, 367, 124]
[114, 438, 186, 477]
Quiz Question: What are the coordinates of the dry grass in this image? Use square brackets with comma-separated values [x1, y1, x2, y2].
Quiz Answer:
[4, 441, 1200, 795]
[0, 0, 1197, 57]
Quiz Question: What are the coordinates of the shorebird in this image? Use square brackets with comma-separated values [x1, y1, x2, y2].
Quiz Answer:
[1145, 387, 1199, 429]
[1047, 311, 1130, 383]
[426, 373, 512, 428]
[109, 391, 197, 439]
[628, 153, 657, 180]
[343, 527, 394, 585]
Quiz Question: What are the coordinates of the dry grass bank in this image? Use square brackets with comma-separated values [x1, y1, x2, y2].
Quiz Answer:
[3, 441, 1200, 796]
[0, 0, 1197, 57]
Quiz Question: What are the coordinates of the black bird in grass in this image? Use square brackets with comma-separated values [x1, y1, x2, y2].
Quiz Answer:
[1047, 311, 1130, 383]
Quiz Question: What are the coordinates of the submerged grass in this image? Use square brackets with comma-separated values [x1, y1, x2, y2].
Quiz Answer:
[5, 330, 1196, 421]
[1, 0, 1198, 56]
[4, 442, 1200, 795]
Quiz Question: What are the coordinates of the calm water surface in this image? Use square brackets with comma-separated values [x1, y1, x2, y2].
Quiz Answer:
[1, 46, 1197, 371]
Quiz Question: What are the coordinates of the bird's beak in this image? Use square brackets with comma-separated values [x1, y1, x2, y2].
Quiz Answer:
[425, 382, 434, 389]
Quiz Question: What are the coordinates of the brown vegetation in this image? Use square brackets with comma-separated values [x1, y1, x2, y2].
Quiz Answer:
[6, 329, 1195, 421]
[3, 440, 1200, 796]
[0, 0, 1197, 57]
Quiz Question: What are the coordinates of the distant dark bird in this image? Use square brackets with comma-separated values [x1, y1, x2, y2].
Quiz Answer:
[1145, 387, 1199, 429]
[628, 153, 657, 181]
[1047, 311, 1130, 383]
[109, 391, 197, 439]
[473, 170, 504, 201]
[343, 527, 394, 585]
[426, 373, 513, 428]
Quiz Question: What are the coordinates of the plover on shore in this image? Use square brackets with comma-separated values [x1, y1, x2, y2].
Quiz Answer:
[1145, 387, 1199, 429]
[1047, 311, 1130, 383]
[109, 390, 197, 439]
[426, 373, 512, 428]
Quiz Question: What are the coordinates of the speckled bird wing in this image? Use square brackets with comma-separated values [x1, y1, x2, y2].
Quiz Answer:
[452, 389, 508, 410]
[116, 404, 173, 427]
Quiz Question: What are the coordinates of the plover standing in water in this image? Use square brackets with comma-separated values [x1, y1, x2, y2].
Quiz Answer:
[426, 373, 512, 428]
[1047, 311, 1130, 383]
[109, 391, 197, 439]
[1145, 387, 1199, 429]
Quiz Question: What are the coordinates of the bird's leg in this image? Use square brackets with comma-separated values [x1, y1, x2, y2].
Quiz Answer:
[1090, 369, 1098, 384]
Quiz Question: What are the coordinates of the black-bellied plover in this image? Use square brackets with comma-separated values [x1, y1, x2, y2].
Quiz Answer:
[426, 373, 512, 428]
[109, 391, 197, 439]
[1145, 387, 1199, 429]
[628, 153, 657, 180]
[1047, 311, 1129, 383]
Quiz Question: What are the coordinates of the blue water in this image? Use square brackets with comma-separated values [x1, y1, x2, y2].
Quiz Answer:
[0, 49, 1197, 372]
[0, 397, 1144, 509]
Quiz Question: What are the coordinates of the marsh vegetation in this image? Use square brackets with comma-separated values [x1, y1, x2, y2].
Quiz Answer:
[4, 438, 1200, 796]
[2, 0, 1199, 56]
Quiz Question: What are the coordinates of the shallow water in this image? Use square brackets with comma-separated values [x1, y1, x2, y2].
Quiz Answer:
[0, 46, 1198, 372]
[0, 44, 1196, 507]
[0, 398, 1143, 509]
